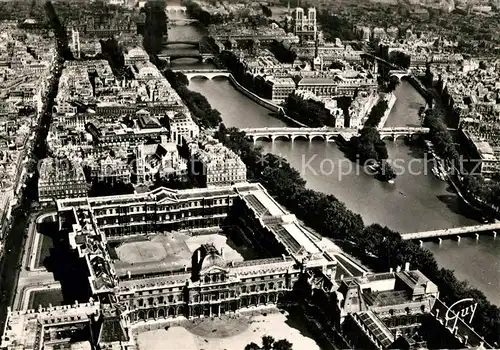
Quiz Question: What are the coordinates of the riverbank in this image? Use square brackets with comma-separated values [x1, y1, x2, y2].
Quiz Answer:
[183, 79, 499, 345]
[379, 92, 397, 128]
[166, 14, 498, 340]
[406, 75, 433, 105]
[218, 124, 499, 346]
[226, 74, 308, 127]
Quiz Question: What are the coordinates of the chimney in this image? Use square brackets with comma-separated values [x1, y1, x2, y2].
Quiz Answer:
[127, 270, 131, 279]
[197, 249, 201, 264]
[389, 267, 393, 273]
[396, 265, 401, 272]
[184, 264, 187, 272]
[404, 262, 410, 271]
[463, 335, 468, 345]
[340, 274, 344, 280]
[220, 247, 224, 260]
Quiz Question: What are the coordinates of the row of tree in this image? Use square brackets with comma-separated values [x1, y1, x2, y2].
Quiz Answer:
[345, 98, 395, 181]
[347, 127, 388, 162]
[184, 0, 225, 26]
[461, 174, 500, 208]
[364, 98, 388, 127]
[317, 11, 356, 41]
[214, 124, 499, 345]
[164, 70, 222, 128]
[423, 109, 459, 161]
[246, 335, 293, 350]
[171, 66, 499, 344]
[143, 0, 167, 63]
[390, 51, 411, 69]
[284, 94, 336, 127]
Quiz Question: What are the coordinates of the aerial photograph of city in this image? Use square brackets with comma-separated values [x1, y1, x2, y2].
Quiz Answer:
[0, 0, 499, 348]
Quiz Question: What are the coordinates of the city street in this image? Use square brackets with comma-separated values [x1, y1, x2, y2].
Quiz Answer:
[0, 54, 62, 335]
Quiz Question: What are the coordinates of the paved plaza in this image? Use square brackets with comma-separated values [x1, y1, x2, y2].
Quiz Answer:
[136, 310, 321, 350]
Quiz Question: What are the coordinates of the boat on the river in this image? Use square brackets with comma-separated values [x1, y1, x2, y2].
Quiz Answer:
[376, 162, 397, 183]
[367, 162, 380, 172]
[431, 166, 446, 181]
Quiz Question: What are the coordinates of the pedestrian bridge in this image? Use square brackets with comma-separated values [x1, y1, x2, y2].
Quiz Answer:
[240, 126, 430, 143]
[171, 69, 231, 80]
[401, 222, 500, 241]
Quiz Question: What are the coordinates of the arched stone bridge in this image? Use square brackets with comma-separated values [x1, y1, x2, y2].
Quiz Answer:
[169, 18, 198, 25]
[388, 70, 411, 80]
[163, 40, 199, 48]
[158, 53, 215, 64]
[240, 126, 430, 143]
[170, 69, 231, 80]
[165, 5, 187, 14]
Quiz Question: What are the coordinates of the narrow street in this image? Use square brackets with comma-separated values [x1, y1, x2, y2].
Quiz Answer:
[0, 52, 63, 335]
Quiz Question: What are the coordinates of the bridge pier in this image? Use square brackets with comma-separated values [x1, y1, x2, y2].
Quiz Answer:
[456, 235, 461, 242]
[493, 231, 497, 238]
[419, 240, 423, 248]
[475, 233, 479, 241]
[437, 238, 442, 245]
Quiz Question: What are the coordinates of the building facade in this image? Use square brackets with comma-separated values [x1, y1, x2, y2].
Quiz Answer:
[189, 138, 247, 187]
[135, 139, 187, 185]
[294, 7, 317, 42]
[263, 77, 296, 104]
[119, 245, 300, 323]
[38, 157, 88, 202]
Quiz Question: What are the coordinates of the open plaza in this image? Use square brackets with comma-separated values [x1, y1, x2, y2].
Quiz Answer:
[135, 309, 321, 350]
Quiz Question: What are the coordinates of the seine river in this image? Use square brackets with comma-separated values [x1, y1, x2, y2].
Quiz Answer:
[166, 18, 500, 304]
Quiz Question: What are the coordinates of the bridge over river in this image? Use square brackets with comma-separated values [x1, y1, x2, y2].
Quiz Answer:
[159, 42, 215, 65]
[170, 69, 231, 80]
[165, 5, 187, 14]
[402, 222, 499, 243]
[240, 126, 431, 142]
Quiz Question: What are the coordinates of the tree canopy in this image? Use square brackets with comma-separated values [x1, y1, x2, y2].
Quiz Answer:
[423, 109, 459, 161]
[143, 0, 167, 62]
[284, 94, 338, 127]
[215, 124, 499, 344]
[245, 335, 293, 350]
[164, 69, 222, 129]
[364, 98, 389, 128]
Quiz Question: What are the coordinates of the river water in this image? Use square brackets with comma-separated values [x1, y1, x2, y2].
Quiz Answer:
[166, 18, 500, 304]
